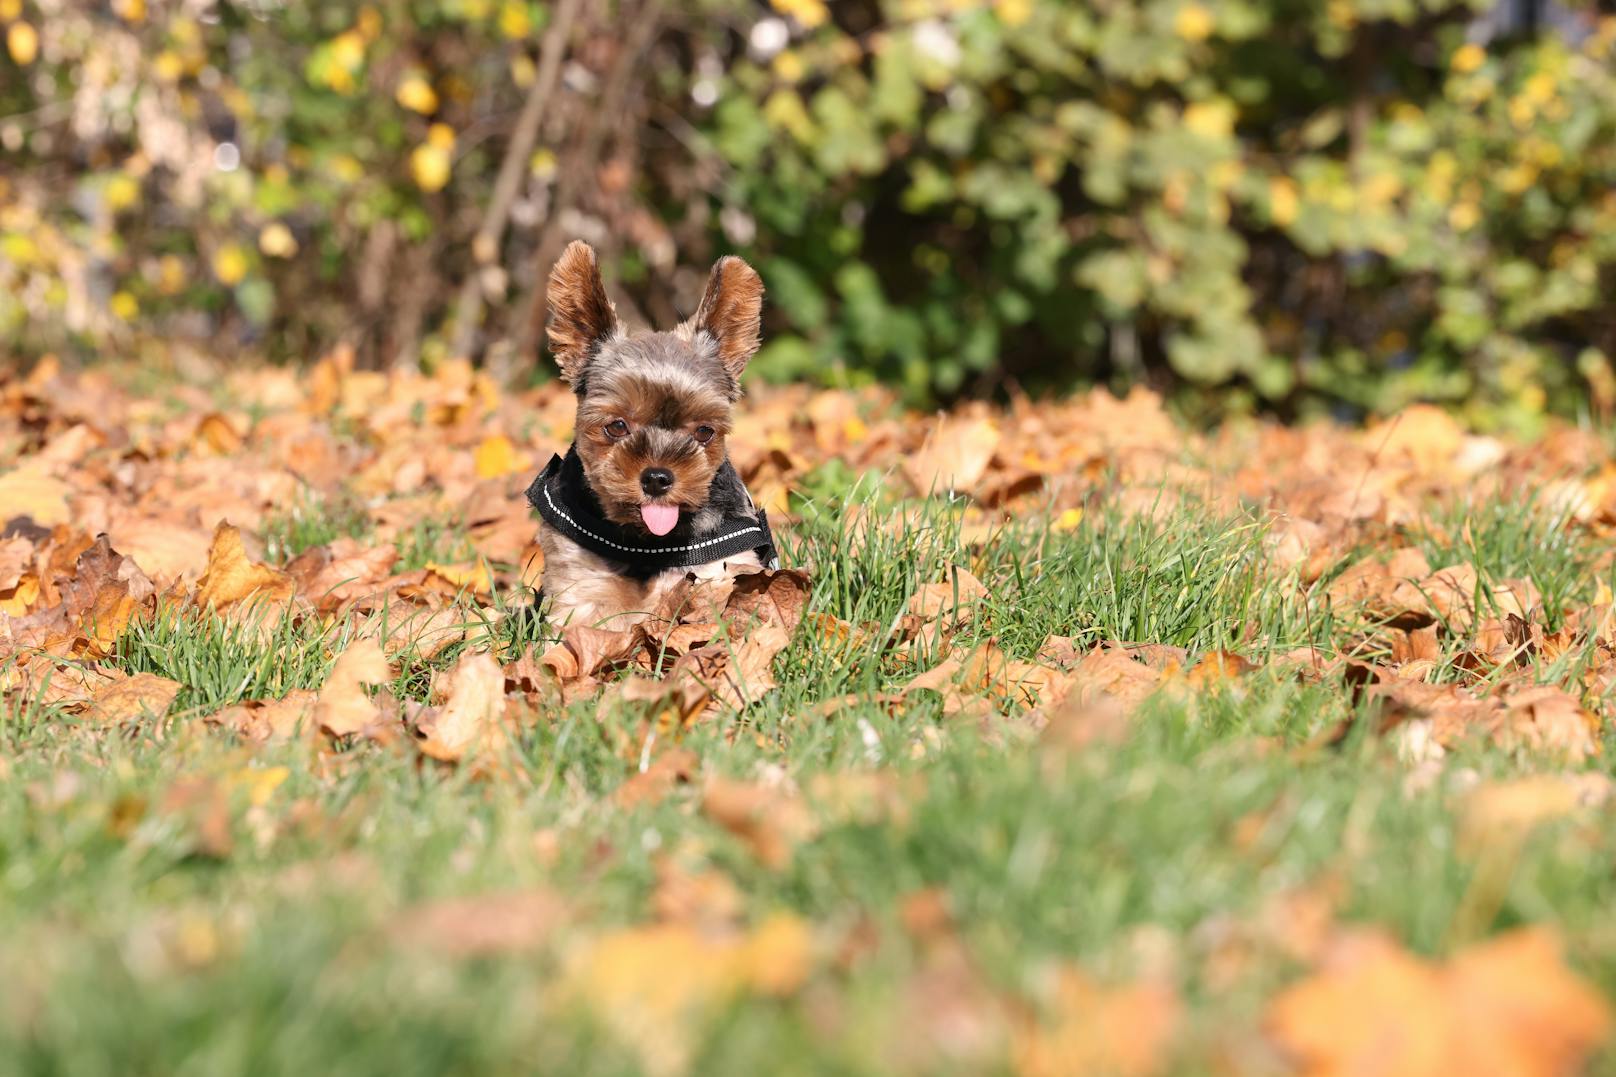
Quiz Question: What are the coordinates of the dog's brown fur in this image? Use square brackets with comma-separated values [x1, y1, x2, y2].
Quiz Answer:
[538, 241, 767, 628]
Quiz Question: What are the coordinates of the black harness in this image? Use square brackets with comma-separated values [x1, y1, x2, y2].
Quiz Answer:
[526, 447, 779, 580]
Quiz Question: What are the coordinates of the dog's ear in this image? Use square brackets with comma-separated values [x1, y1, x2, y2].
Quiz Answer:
[687, 255, 764, 384]
[546, 240, 619, 384]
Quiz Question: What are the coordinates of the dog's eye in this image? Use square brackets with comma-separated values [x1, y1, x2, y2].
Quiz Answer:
[605, 419, 630, 439]
[693, 425, 716, 445]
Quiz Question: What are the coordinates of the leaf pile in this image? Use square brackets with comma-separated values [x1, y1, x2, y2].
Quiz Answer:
[4, 358, 1616, 1072]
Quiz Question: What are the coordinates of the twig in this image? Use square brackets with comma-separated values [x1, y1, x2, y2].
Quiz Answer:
[510, 0, 666, 369]
[449, 0, 586, 361]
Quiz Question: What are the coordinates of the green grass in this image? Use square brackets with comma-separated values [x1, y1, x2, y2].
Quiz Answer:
[3, 491, 1615, 1073]
[262, 495, 374, 564]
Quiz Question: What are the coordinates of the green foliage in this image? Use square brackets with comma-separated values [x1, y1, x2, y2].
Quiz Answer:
[4, 0, 1616, 422]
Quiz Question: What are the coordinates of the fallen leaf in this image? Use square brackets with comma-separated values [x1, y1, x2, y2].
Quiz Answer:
[82, 672, 181, 725]
[314, 638, 392, 737]
[194, 522, 295, 612]
[414, 651, 508, 762]
[1015, 968, 1180, 1077]
[1269, 928, 1611, 1076]
[903, 415, 1000, 495]
[702, 774, 815, 868]
[391, 889, 563, 957]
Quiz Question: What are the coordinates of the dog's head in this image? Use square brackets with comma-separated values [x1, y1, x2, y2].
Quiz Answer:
[545, 240, 764, 536]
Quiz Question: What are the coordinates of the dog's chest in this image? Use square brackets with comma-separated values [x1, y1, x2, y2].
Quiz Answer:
[537, 522, 760, 629]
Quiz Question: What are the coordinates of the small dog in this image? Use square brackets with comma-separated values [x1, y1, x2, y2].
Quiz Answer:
[526, 241, 778, 628]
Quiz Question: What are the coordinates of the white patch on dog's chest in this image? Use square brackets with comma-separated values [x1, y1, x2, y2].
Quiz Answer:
[537, 521, 761, 630]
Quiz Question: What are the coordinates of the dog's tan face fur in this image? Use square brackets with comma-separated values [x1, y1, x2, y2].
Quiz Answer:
[546, 241, 763, 532]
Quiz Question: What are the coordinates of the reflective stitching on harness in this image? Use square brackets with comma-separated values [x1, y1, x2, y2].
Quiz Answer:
[543, 483, 762, 556]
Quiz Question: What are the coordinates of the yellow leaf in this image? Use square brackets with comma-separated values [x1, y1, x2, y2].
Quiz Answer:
[772, 49, 805, 82]
[424, 560, 494, 595]
[0, 463, 71, 525]
[110, 291, 140, 320]
[0, 0, 21, 20]
[1183, 99, 1236, 140]
[113, 0, 146, 22]
[104, 173, 141, 212]
[212, 244, 249, 286]
[1447, 43, 1480, 73]
[227, 765, 290, 807]
[314, 638, 391, 737]
[195, 522, 296, 611]
[258, 222, 298, 258]
[498, 0, 530, 39]
[395, 72, 439, 115]
[994, 0, 1033, 27]
[411, 125, 456, 192]
[413, 651, 506, 762]
[474, 433, 524, 478]
[1174, 2, 1214, 42]
[1052, 507, 1084, 533]
[7, 21, 38, 65]
[770, 0, 827, 29]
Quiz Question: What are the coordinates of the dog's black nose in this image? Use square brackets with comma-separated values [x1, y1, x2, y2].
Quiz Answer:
[640, 467, 674, 496]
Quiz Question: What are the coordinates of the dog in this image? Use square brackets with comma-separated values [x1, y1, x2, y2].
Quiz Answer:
[526, 240, 779, 629]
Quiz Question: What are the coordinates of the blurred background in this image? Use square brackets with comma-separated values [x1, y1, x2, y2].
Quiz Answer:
[2, 0, 1615, 427]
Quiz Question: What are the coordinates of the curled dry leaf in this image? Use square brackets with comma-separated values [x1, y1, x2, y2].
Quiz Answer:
[285, 539, 399, 612]
[82, 671, 181, 725]
[194, 522, 295, 612]
[902, 414, 1000, 495]
[723, 567, 812, 635]
[413, 651, 508, 763]
[615, 747, 699, 809]
[314, 637, 393, 738]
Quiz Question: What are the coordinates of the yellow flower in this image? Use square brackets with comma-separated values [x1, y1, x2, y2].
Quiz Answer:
[1450, 43, 1485, 74]
[1173, 2, 1214, 42]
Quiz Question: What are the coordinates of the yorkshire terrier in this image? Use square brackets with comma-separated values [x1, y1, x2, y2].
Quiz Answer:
[526, 241, 779, 629]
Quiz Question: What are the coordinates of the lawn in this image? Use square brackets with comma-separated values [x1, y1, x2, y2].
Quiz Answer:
[2, 357, 1614, 1075]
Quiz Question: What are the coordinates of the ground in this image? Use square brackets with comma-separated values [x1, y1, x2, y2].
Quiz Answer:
[2, 354, 1615, 1074]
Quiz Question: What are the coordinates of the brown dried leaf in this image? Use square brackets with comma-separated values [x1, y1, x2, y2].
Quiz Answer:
[414, 651, 508, 762]
[194, 522, 295, 612]
[391, 890, 564, 957]
[702, 774, 815, 869]
[83, 672, 181, 725]
[1269, 928, 1610, 1076]
[902, 415, 1000, 495]
[314, 638, 392, 738]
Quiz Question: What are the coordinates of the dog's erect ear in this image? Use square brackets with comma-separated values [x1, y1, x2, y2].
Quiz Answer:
[546, 240, 619, 384]
[687, 255, 764, 384]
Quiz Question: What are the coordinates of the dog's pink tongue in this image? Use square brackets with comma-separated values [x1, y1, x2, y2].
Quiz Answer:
[640, 503, 680, 536]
